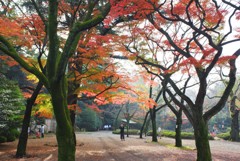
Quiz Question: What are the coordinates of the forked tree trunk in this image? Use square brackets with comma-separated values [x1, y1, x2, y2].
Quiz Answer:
[16, 82, 43, 157]
[51, 80, 76, 161]
[175, 110, 182, 147]
[194, 118, 212, 161]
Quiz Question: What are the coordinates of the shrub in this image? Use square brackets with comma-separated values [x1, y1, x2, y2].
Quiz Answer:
[146, 130, 152, 136]
[162, 130, 176, 138]
[0, 136, 7, 143]
[6, 134, 16, 142]
[147, 130, 214, 140]
[217, 132, 230, 140]
[208, 134, 214, 140]
[180, 132, 194, 139]
[10, 128, 20, 138]
[76, 106, 102, 131]
[0, 76, 25, 134]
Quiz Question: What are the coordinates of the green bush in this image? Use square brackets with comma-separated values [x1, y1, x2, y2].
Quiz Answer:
[76, 105, 102, 131]
[162, 130, 176, 138]
[147, 130, 214, 140]
[112, 129, 119, 134]
[181, 132, 194, 139]
[10, 128, 20, 138]
[217, 132, 230, 140]
[0, 128, 19, 142]
[208, 134, 214, 140]
[6, 134, 16, 142]
[0, 136, 7, 143]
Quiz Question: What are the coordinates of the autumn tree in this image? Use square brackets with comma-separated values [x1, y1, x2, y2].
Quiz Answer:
[118, 1, 240, 161]
[145, 76, 165, 142]
[0, 0, 112, 160]
[0, 1, 47, 156]
[67, 30, 130, 126]
[219, 69, 240, 141]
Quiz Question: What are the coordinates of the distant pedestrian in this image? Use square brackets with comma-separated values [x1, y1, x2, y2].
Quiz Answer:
[119, 124, 125, 141]
[40, 125, 45, 138]
[157, 126, 162, 139]
[36, 128, 40, 138]
[28, 127, 30, 135]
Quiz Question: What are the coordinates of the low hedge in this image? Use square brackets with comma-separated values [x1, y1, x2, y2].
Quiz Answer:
[6, 135, 16, 142]
[112, 129, 139, 135]
[0, 136, 7, 143]
[147, 130, 214, 140]
[217, 132, 230, 140]
[0, 128, 19, 142]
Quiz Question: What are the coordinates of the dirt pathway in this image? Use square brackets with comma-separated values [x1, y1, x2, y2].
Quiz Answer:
[0, 131, 240, 161]
[75, 131, 240, 161]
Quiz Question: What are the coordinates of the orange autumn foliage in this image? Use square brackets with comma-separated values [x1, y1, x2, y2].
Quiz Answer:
[0, 17, 33, 48]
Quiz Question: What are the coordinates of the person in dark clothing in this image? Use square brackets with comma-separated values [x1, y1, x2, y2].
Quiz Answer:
[40, 124, 45, 138]
[119, 123, 125, 141]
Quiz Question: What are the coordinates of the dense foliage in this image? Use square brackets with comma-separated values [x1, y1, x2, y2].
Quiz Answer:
[0, 76, 24, 142]
[76, 104, 102, 131]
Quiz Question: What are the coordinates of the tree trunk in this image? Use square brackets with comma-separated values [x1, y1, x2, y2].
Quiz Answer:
[67, 93, 77, 146]
[230, 110, 239, 141]
[144, 117, 151, 137]
[67, 93, 77, 127]
[140, 111, 149, 139]
[230, 96, 239, 141]
[114, 105, 123, 130]
[126, 119, 129, 137]
[16, 82, 43, 157]
[194, 118, 212, 161]
[175, 110, 182, 147]
[51, 80, 76, 161]
[150, 108, 157, 142]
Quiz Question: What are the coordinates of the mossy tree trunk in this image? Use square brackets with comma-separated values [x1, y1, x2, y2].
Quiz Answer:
[150, 108, 157, 142]
[193, 116, 211, 161]
[51, 79, 76, 161]
[175, 109, 182, 147]
[230, 110, 239, 141]
[230, 96, 239, 141]
[162, 84, 184, 147]
[16, 82, 43, 157]
[67, 93, 77, 146]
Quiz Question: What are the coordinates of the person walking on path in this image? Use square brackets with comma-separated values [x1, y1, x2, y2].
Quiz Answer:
[157, 126, 162, 139]
[119, 124, 125, 141]
[40, 124, 45, 138]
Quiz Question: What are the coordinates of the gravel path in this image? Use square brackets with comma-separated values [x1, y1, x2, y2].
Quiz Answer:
[75, 131, 240, 161]
[0, 131, 240, 161]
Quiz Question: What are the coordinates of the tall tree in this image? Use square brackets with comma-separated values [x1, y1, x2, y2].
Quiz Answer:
[0, 1, 47, 156]
[218, 68, 240, 141]
[115, 1, 240, 160]
[0, 0, 111, 160]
